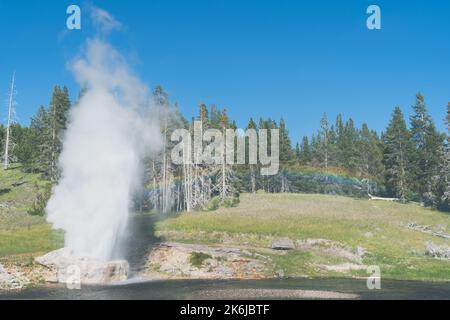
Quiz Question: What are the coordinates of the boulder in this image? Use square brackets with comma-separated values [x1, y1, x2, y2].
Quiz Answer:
[35, 248, 129, 285]
[425, 241, 450, 259]
[271, 237, 295, 250]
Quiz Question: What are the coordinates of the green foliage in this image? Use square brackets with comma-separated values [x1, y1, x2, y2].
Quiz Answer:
[409, 93, 443, 199]
[204, 195, 240, 211]
[221, 195, 240, 208]
[314, 113, 333, 168]
[47, 86, 71, 181]
[298, 136, 312, 165]
[437, 103, 450, 210]
[18, 86, 71, 181]
[236, 166, 380, 197]
[356, 123, 384, 182]
[383, 107, 413, 200]
[205, 196, 221, 211]
[6, 85, 450, 212]
[279, 117, 295, 163]
[189, 252, 212, 267]
[27, 182, 52, 216]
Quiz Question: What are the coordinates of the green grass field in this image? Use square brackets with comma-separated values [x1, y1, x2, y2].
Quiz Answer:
[0, 166, 62, 265]
[156, 193, 450, 281]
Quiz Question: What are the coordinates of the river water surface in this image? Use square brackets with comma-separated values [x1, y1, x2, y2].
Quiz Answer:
[1, 278, 450, 300]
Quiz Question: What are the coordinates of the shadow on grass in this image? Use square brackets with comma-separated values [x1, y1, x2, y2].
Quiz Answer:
[0, 188, 11, 196]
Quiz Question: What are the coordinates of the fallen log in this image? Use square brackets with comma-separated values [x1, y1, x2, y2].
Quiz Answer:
[368, 193, 399, 201]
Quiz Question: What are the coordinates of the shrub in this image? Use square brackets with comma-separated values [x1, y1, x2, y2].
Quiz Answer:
[221, 196, 240, 208]
[189, 252, 212, 267]
[27, 182, 52, 216]
[205, 196, 221, 211]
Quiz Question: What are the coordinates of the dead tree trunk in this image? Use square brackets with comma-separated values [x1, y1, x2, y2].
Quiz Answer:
[3, 72, 15, 170]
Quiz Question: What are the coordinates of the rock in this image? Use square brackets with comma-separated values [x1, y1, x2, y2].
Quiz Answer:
[35, 248, 129, 285]
[0, 264, 23, 290]
[316, 263, 366, 272]
[296, 238, 339, 249]
[275, 269, 285, 278]
[355, 246, 365, 257]
[425, 241, 450, 259]
[271, 237, 295, 250]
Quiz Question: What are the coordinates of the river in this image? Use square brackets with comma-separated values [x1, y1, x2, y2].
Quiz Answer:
[1, 278, 450, 300]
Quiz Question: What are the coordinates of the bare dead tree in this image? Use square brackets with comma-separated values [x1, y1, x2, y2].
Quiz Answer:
[3, 72, 16, 170]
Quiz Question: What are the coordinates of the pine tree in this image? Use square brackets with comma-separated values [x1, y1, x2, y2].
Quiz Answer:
[199, 103, 209, 130]
[316, 113, 332, 168]
[299, 136, 311, 165]
[295, 142, 301, 163]
[15, 126, 34, 172]
[409, 93, 443, 200]
[9, 124, 28, 166]
[209, 104, 219, 129]
[48, 86, 71, 181]
[309, 134, 318, 166]
[447, 102, 450, 129]
[334, 114, 346, 166]
[439, 103, 450, 209]
[383, 107, 413, 200]
[26, 106, 52, 174]
[335, 117, 359, 171]
[279, 117, 294, 163]
[357, 124, 384, 181]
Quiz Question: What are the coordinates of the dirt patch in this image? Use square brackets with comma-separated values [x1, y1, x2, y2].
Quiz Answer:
[142, 242, 270, 279]
[142, 238, 367, 279]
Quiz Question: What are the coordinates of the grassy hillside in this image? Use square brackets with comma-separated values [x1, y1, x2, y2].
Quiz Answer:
[0, 166, 62, 263]
[156, 193, 450, 281]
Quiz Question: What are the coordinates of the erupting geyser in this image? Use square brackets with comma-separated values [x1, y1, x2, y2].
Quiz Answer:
[45, 39, 161, 262]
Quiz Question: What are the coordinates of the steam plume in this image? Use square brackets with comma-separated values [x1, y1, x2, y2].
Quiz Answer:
[46, 37, 161, 261]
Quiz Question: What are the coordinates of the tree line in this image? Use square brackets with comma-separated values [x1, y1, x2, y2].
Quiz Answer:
[2, 86, 449, 212]
[292, 93, 449, 210]
[1, 86, 71, 181]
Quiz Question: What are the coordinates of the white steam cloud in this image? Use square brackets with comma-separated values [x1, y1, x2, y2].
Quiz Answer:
[88, 4, 122, 35]
[46, 37, 161, 261]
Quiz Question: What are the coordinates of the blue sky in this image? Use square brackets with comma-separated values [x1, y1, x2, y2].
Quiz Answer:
[0, 0, 449, 143]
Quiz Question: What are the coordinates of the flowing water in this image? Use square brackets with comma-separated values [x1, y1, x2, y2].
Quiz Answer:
[2, 278, 450, 300]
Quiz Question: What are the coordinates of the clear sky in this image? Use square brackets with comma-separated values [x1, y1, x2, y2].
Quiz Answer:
[0, 0, 449, 143]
